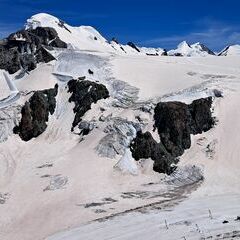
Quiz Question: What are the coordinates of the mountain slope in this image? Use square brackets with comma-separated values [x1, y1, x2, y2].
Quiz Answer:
[218, 44, 240, 56]
[0, 13, 240, 240]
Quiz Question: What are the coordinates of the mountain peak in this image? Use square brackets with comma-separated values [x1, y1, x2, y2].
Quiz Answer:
[191, 42, 215, 55]
[168, 41, 215, 57]
[25, 13, 60, 29]
[177, 41, 191, 49]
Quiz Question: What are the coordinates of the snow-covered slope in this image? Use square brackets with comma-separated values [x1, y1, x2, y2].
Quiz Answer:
[218, 44, 240, 56]
[168, 41, 215, 57]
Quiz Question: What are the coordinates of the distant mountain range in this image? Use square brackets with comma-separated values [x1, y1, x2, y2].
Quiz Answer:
[5, 13, 238, 57]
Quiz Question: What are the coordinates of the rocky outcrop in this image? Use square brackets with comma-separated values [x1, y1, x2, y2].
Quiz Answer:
[0, 27, 67, 74]
[68, 80, 109, 130]
[154, 101, 191, 156]
[13, 85, 58, 141]
[130, 97, 214, 174]
[189, 97, 214, 135]
[154, 97, 214, 156]
[111, 37, 119, 44]
[127, 42, 140, 52]
[161, 49, 168, 56]
[130, 131, 177, 174]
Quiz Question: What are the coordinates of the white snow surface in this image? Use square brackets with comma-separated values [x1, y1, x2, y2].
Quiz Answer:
[0, 13, 240, 240]
[114, 149, 139, 175]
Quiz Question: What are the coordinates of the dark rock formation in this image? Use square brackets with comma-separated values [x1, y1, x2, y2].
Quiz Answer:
[41, 86, 58, 115]
[0, 46, 21, 74]
[154, 97, 214, 156]
[154, 101, 191, 156]
[58, 20, 71, 33]
[173, 53, 183, 57]
[127, 42, 140, 52]
[120, 46, 126, 53]
[146, 53, 159, 56]
[213, 89, 223, 98]
[189, 97, 214, 135]
[68, 80, 109, 130]
[131, 97, 214, 174]
[161, 49, 168, 56]
[88, 69, 94, 75]
[0, 27, 67, 74]
[111, 37, 119, 44]
[13, 85, 58, 141]
[130, 131, 177, 174]
[78, 121, 95, 136]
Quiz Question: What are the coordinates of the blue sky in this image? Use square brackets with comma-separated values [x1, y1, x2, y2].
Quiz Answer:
[0, 0, 240, 51]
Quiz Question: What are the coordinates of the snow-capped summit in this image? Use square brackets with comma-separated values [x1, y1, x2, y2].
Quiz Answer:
[25, 13, 167, 56]
[218, 44, 240, 56]
[168, 41, 192, 56]
[191, 42, 215, 55]
[168, 41, 215, 57]
[23, 13, 218, 58]
[178, 41, 192, 52]
[26, 13, 112, 52]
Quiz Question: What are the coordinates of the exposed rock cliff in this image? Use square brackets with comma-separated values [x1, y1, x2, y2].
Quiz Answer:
[0, 27, 67, 74]
[13, 85, 58, 141]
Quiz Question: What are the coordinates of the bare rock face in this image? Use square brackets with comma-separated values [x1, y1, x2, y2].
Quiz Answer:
[127, 42, 140, 52]
[154, 101, 191, 157]
[0, 27, 67, 74]
[130, 97, 214, 174]
[130, 131, 176, 174]
[154, 97, 214, 157]
[0, 47, 21, 74]
[189, 97, 214, 134]
[68, 80, 109, 130]
[13, 85, 58, 141]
